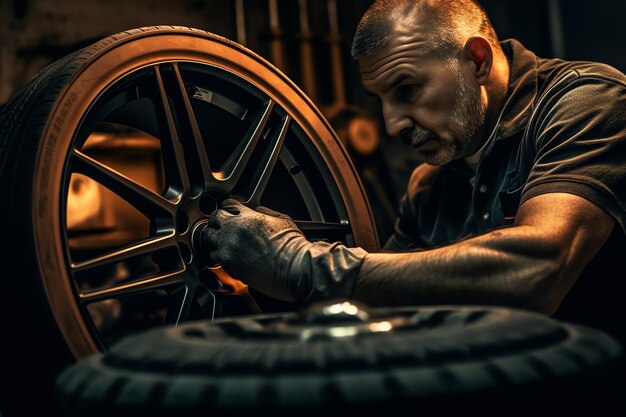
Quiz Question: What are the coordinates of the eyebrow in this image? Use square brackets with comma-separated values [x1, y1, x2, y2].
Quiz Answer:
[363, 72, 417, 97]
[388, 73, 413, 89]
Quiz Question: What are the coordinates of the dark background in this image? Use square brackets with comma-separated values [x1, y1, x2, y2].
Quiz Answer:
[1, 0, 625, 241]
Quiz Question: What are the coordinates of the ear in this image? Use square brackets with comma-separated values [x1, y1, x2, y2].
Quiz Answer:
[462, 36, 493, 85]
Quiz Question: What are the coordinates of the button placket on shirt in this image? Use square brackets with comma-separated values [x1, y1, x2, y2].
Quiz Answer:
[474, 172, 493, 228]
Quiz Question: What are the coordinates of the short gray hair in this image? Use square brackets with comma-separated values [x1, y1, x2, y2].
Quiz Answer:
[351, 0, 499, 60]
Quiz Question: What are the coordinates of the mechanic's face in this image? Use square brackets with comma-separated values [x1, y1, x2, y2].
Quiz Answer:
[359, 31, 487, 166]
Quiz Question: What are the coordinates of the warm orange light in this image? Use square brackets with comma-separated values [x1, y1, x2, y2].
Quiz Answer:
[208, 265, 262, 313]
[369, 321, 393, 332]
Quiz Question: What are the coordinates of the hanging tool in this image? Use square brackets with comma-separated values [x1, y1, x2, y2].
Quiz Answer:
[297, 0, 318, 102]
[235, 0, 247, 47]
[324, 0, 347, 119]
[323, 0, 380, 155]
[268, 0, 286, 70]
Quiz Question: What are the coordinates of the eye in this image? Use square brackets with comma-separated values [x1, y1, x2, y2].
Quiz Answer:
[394, 84, 421, 102]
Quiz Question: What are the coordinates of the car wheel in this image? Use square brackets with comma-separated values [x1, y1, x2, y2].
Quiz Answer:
[0, 26, 378, 415]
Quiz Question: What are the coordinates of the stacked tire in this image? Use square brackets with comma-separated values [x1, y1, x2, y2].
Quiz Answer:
[55, 303, 625, 416]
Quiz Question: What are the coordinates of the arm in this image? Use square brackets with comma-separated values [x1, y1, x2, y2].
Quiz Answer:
[355, 192, 614, 314]
[204, 200, 367, 302]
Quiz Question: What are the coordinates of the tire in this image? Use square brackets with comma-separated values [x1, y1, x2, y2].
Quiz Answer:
[54, 303, 625, 417]
[0, 26, 378, 416]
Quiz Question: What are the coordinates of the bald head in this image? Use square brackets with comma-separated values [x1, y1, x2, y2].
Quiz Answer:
[351, 0, 499, 60]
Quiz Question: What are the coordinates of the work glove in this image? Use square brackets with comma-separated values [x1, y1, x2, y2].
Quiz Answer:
[203, 199, 368, 302]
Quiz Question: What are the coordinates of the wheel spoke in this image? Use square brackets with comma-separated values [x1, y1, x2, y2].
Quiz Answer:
[71, 149, 176, 217]
[79, 268, 186, 303]
[294, 220, 351, 232]
[71, 232, 177, 273]
[279, 148, 324, 221]
[173, 285, 193, 325]
[155, 65, 191, 198]
[213, 99, 275, 192]
[170, 64, 215, 190]
[174, 285, 218, 325]
[242, 115, 291, 207]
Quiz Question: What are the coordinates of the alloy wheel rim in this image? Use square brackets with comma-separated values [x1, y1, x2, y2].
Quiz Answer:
[59, 59, 369, 350]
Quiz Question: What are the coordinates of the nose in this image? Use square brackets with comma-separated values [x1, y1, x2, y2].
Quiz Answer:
[382, 102, 412, 138]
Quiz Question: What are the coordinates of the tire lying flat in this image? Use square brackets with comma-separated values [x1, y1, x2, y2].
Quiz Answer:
[55, 303, 625, 417]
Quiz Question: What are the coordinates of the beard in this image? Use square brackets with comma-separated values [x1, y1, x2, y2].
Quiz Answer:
[401, 61, 488, 166]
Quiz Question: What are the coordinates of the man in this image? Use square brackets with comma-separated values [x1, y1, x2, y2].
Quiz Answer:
[205, 0, 626, 344]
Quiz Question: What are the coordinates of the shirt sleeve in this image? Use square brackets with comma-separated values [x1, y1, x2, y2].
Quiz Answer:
[521, 73, 626, 233]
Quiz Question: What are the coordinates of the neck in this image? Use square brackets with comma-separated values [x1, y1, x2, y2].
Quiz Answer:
[463, 48, 509, 157]
[483, 48, 510, 140]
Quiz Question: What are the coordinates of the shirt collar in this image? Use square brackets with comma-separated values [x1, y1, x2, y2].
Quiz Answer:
[493, 39, 539, 141]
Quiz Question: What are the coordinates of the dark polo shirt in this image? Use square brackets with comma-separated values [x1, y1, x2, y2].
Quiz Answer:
[384, 39, 626, 345]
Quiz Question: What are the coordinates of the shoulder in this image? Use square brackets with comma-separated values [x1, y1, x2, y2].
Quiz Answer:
[407, 163, 441, 198]
[536, 58, 626, 101]
[528, 59, 626, 139]
[572, 61, 626, 83]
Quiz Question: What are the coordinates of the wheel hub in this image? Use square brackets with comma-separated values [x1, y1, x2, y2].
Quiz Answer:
[190, 219, 212, 266]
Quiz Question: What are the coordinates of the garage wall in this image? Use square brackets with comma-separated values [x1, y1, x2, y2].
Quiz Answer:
[0, 0, 370, 107]
[2, 0, 625, 110]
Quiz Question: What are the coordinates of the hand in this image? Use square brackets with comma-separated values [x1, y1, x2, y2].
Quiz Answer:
[203, 199, 368, 302]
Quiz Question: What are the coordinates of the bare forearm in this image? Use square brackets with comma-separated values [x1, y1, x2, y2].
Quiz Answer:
[352, 194, 615, 313]
[353, 227, 564, 312]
